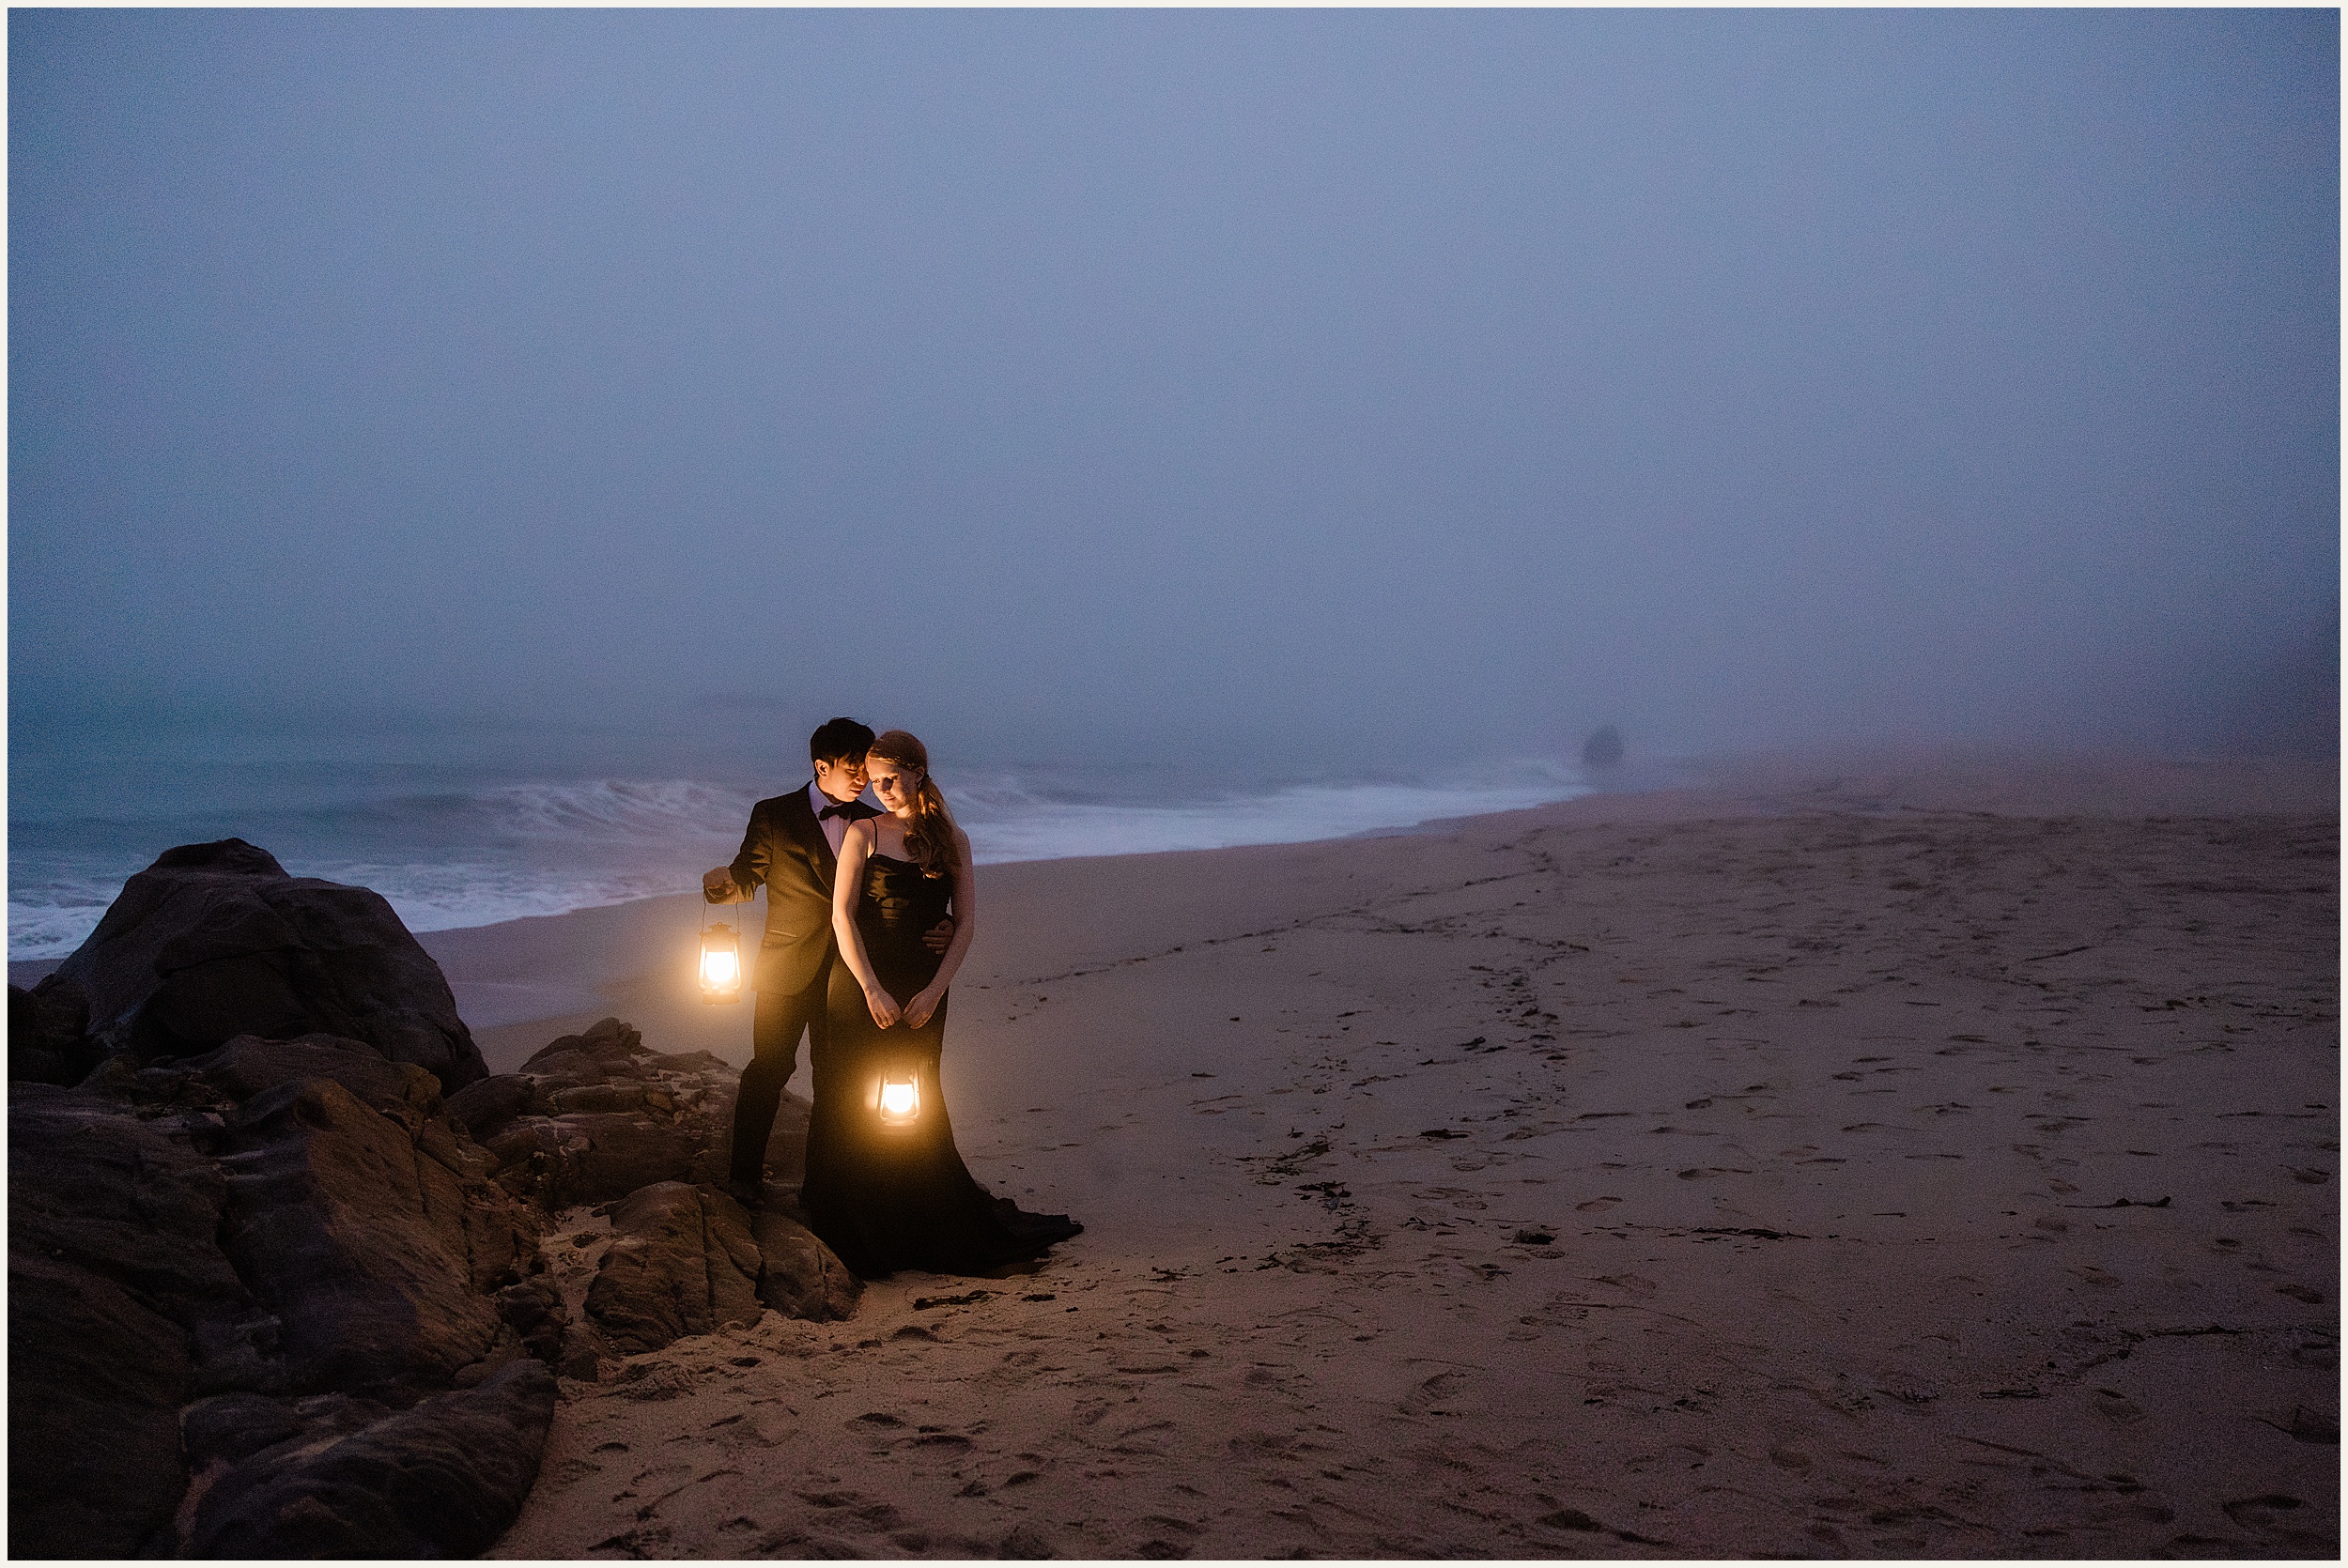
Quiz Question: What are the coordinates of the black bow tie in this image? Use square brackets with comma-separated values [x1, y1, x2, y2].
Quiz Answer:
[818, 801, 861, 821]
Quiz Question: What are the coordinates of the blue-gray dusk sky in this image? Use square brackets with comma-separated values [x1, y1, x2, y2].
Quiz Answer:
[10, 9, 2338, 772]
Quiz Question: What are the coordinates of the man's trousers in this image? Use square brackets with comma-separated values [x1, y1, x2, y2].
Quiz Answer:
[728, 964, 829, 1186]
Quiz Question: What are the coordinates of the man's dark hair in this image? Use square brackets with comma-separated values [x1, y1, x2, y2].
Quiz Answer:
[809, 716, 876, 767]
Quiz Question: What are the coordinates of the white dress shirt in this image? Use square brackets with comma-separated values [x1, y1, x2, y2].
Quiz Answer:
[809, 780, 863, 856]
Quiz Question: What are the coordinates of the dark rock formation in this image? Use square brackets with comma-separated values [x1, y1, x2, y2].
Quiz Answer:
[442, 1070, 534, 1140]
[216, 1073, 534, 1399]
[48, 838, 487, 1091]
[1582, 724, 1626, 768]
[8, 1084, 261, 1387]
[8, 841, 868, 1556]
[9, 972, 96, 1085]
[578, 1181, 862, 1356]
[8, 1080, 291, 1557]
[453, 1018, 736, 1207]
[184, 1360, 558, 1558]
[10, 1028, 551, 1558]
[493, 1277, 573, 1369]
[752, 1205, 864, 1323]
[585, 1182, 766, 1354]
[8, 1250, 194, 1558]
[185, 1031, 444, 1121]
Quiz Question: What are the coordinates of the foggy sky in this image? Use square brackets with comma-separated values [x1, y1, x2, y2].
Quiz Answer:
[10, 9, 2338, 771]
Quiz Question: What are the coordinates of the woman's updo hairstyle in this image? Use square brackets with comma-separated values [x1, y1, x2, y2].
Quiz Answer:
[866, 730, 960, 879]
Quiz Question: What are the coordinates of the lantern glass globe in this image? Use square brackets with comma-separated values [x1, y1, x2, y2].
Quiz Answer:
[698, 923, 744, 1003]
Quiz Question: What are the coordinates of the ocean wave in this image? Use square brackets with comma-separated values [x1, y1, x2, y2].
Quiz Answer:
[313, 862, 704, 933]
[8, 776, 749, 960]
[256, 776, 753, 852]
[448, 778, 750, 841]
[9, 765, 1592, 960]
[8, 882, 123, 961]
[13, 776, 751, 847]
[8, 857, 708, 961]
[958, 776, 1587, 863]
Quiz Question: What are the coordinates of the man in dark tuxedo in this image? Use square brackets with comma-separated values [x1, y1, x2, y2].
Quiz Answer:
[703, 716, 950, 1202]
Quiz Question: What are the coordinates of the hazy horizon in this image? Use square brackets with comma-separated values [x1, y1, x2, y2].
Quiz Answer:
[11, 9, 2339, 777]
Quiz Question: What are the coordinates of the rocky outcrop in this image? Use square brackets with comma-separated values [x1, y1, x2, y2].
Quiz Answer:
[585, 1182, 766, 1354]
[216, 1073, 533, 1399]
[47, 838, 487, 1092]
[752, 1204, 865, 1323]
[449, 1017, 736, 1207]
[8, 1249, 196, 1558]
[10, 1034, 547, 1555]
[12, 1029, 859, 1553]
[8, 973, 97, 1085]
[8, 1079, 286, 1557]
[492, 1277, 573, 1372]
[182, 1360, 558, 1558]
[444, 1019, 863, 1353]
[581, 1181, 863, 1356]
[185, 1031, 444, 1121]
[9, 845, 863, 1558]
[8, 1084, 263, 1391]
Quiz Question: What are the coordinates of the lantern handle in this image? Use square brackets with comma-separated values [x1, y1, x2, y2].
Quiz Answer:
[697, 875, 726, 943]
[696, 867, 730, 933]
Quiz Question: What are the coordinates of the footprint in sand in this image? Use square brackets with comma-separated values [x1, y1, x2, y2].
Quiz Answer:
[2093, 1390, 2145, 1425]
[1402, 1366, 1476, 1416]
[2259, 1406, 2338, 1444]
[795, 1489, 905, 1531]
[1592, 1271, 1658, 1295]
[1107, 1420, 1178, 1455]
[2221, 1493, 2313, 1545]
[1135, 1514, 1204, 1559]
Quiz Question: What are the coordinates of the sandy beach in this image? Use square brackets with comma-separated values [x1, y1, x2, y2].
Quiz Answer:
[399, 751, 2329, 1556]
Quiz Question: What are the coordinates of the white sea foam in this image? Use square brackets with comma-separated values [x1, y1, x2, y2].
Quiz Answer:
[8, 763, 1593, 961]
[955, 776, 1588, 863]
[455, 778, 749, 840]
[8, 881, 124, 961]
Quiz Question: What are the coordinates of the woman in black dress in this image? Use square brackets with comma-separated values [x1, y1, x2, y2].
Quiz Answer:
[802, 730, 1081, 1277]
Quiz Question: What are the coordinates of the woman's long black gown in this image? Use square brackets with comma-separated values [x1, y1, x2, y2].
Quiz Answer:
[802, 852, 1082, 1277]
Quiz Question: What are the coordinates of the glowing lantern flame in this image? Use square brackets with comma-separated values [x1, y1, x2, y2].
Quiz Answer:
[878, 1071, 920, 1125]
[699, 923, 743, 1004]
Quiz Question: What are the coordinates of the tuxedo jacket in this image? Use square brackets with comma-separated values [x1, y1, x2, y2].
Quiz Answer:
[718, 785, 880, 995]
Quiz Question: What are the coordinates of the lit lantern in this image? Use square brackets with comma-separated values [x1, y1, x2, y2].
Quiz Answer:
[698, 921, 743, 1004]
[877, 1070, 920, 1126]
